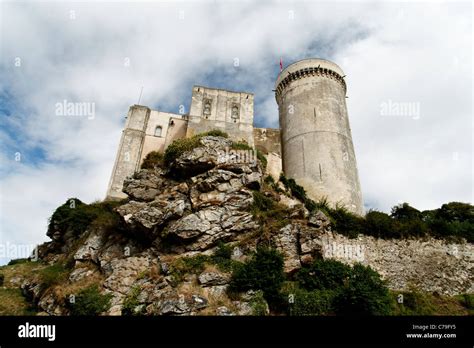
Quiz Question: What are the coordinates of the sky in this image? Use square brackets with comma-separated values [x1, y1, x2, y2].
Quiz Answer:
[0, 0, 472, 264]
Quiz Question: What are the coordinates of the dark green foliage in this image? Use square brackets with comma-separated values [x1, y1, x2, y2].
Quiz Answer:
[295, 259, 351, 291]
[173, 255, 210, 277]
[47, 199, 123, 240]
[391, 203, 422, 221]
[285, 260, 391, 316]
[264, 175, 275, 185]
[249, 290, 269, 315]
[211, 243, 238, 272]
[164, 130, 229, 166]
[252, 191, 275, 212]
[141, 151, 164, 169]
[288, 288, 336, 315]
[69, 285, 112, 316]
[365, 210, 399, 238]
[459, 294, 474, 310]
[334, 264, 392, 315]
[0, 274, 4, 286]
[229, 247, 285, 304]
[329, 206, 366, 238]
[423, 202, 474, 242]
[279, 173, 318, 212]
[122, 286, 144, 316]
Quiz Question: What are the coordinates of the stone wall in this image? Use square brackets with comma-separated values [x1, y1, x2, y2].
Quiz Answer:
[318, 231, 473, 295]
[253, 127, 281, 155]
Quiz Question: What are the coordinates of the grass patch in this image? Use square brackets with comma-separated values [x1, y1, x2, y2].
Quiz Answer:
[38, 263, 69, 288]
[0, 288, 37, 315]
[391, 291, 470, 316]
[68, 285, 112, 316]
[122, 285, 145, 316]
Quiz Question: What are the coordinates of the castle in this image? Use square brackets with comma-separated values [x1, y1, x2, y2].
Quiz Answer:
[107, 58, 364, 215]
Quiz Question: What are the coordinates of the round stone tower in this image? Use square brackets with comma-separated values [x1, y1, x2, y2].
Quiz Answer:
[275, 58, 363, 215]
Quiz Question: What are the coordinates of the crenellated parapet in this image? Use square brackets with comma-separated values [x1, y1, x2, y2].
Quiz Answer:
[275, 65, 346, 102]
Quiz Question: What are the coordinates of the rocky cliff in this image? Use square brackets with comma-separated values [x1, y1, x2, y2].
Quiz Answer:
[3, 135, 473, 316]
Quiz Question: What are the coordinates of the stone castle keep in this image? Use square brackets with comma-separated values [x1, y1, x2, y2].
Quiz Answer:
[107, 58, 364, 215]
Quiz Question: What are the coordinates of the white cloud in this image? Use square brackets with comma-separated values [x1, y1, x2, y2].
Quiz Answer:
[0, 0, 471, 263]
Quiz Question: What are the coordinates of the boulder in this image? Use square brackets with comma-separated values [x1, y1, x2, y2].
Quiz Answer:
[198, 271, 230, 286]
[272, 224, 301, 274]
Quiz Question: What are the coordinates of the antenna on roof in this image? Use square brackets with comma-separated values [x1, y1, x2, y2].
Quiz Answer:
[137, 86, 144, 105]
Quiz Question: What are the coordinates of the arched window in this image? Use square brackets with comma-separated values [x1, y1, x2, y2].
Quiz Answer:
[154, 126, 162, 137]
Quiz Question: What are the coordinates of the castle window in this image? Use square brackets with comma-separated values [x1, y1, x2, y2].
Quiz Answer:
[231, 105, 239, 123]
[203, 99, 212, 119]
[154, 126, 163, 137]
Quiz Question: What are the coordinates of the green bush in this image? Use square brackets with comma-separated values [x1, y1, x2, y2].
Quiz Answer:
[295, 259, 352, 291]
[252, 191, 275, 212]
[288, 288, 336, 316]
[391, 203, 422, 221]
[69, 285, 112, 316]
[279, 174, 318, 212]
[211, 243, 238, 272]
[432, 202, 474, 222]
[141, 151, 164, 169]
[250, 191, 288, 232]
[365, 210, 399, 239]
[229, 247, 285, 304]
[249, 290, 269, 316]
[0, 274, 4, 286]
[47, 199, 123, 239]
[122, 285, 144, 316]
[329, 206, 366, 238]
[334, 263, 392, 315]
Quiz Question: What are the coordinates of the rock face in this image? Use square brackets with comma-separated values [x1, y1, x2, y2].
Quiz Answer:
[23, 135, 474, 316]
[116, 137, 261, 252]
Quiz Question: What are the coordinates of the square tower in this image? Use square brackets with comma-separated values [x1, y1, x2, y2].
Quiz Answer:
[187, 86, 254, 146]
